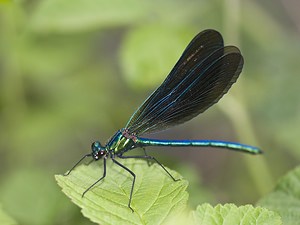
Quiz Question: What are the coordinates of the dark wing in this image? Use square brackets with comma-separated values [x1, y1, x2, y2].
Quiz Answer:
[125, 29, 243, 135]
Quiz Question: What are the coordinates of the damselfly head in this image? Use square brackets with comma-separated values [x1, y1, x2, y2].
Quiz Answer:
[91, 141, 106, 160]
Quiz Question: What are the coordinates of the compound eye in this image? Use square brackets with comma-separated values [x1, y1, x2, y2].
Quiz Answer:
[91, 141, 106, 160]
[91, 141, 101, 152]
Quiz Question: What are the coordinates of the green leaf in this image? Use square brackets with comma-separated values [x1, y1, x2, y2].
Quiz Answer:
[190, 203, 282, 225]
[257, 166, 300, 225]
[56, 159, 188, 225]
[30, 0, 147, 33]
[0, 205, 17, 225]
[164, 204, 282, 225]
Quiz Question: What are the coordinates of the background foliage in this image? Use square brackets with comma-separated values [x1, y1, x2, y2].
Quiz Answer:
[0, 0, 300, 224]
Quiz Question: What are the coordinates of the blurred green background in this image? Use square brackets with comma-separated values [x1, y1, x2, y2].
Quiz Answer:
[1, 0, 300, 224]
